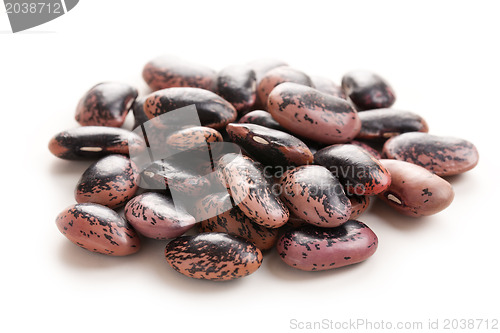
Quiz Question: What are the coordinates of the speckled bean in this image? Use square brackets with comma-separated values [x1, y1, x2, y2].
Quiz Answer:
[226, 123, 314, 168]
[342, 70, 396, 110]
[349, 195, 371, 219]
[165, 126, 223, 153]
[196, 192, 279, 250]
[238, 110, 286, 131]
[357, 108, 429, 140]
[257, 67, 314, 108]
[48, 126, 145, 160]
[165, 233, 263, 281]
[75, 155, 140, 208]
[268, 82, 361, 144]
[383, 132, 479, 176]
[314, 144, 391, 195]
[277, 220, 378, 271]
[125, 192, 196, 240]
[279, 165, 351, 228]
[216, 65, 257, 113]
[310, 75, 346, 99]
[75, 82, 138, 128]
[56, 203, 141, 256]
[144, 87, 237, 129]
[378, 159, 454, 216]
[217, 153, 289, 228]
[142, 55, 216, 91]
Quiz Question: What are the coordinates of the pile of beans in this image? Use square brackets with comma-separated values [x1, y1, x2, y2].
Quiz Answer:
[50, 56, 479, 281]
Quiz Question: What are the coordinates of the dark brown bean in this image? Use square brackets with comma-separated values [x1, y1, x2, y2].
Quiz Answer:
[342, 70, 396, 110]
[238, 110, 286, 131]
[383, 132, 479, 176]
[216, 65, 257, 113]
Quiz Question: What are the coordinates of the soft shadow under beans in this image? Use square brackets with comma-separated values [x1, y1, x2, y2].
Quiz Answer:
[368, 197, 433, 231]
[265, 249, 361, 282]
[49, 159, 93, 176]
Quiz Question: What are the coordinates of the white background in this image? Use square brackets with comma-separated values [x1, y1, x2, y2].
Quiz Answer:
[1, 1, 499, 332]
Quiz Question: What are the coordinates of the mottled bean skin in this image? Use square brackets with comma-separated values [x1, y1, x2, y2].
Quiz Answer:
[226, 123, 314, 168]
[166, 126, 223, 153]
[217, 154, 289, 228]
[124, 192, 196, 240]
[277, 220, 378, 271]
[350, 140, 383, 159]
[144, 88, 237, 129]
[310, 75, 346, 99]
[142, 55, 216, 91]
[48, 126, 145, 160]
[357, 108, 429, 140]
[349, 195, 370, 219]
[268, 83, 361, 144]
[75, 82, 138, 128]
[247, 58, 289, 82]
[217, 65, 257, 113]
[196, 192, 279, 250]
[141, 158, 211, 195]
[279, 165, 351, 228]
[383, 132, 479, 176]
[314, 144, 391, 195]
[132, 96, 149, 129]
[257, 67, 314, 109]
[75, 155, 140, 208]
[342, 70, 396, 110]
[165, 233, 263, 281]
[378, 159, 454, 216]
[238, 110, 286, 131]
[56, 203, 141, 256]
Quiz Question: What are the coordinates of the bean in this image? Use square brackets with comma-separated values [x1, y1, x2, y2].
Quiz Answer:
[196, 192, 279, 250]
[268, 82, 361, 144]
[144, 87, 237, 129]
[314, 144, 391, 195]
[75, 155, 140, 208]
[257, 66, 314, 109]
[165, 233, 263, 281]
[357, 108, 429, 140]
[226, 123, 314, 168]
[310, 75, 346, 99]
[48, 126, 145, 160]
[246, 58, 288, 82]
[165, 126, 223, 153]
[342, 70, 396, 110]
[142, 55, 216, 91]
[349, 195, 371, 219]
[383, 132, 479, 176]
[217, 153, 289, 228]
[279, 165, 351, 228]
[75, 82, 138, 128]
[125, 192, 196, 240]
[216, 65, 257, 113]
[277, 220, 378, 271]
[56, 203, 141, 256]
[350, 140, 383, 159]
[378, 159, 454, 216]
[238, 110, 286, 131]
[131, 96, 149, 129]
